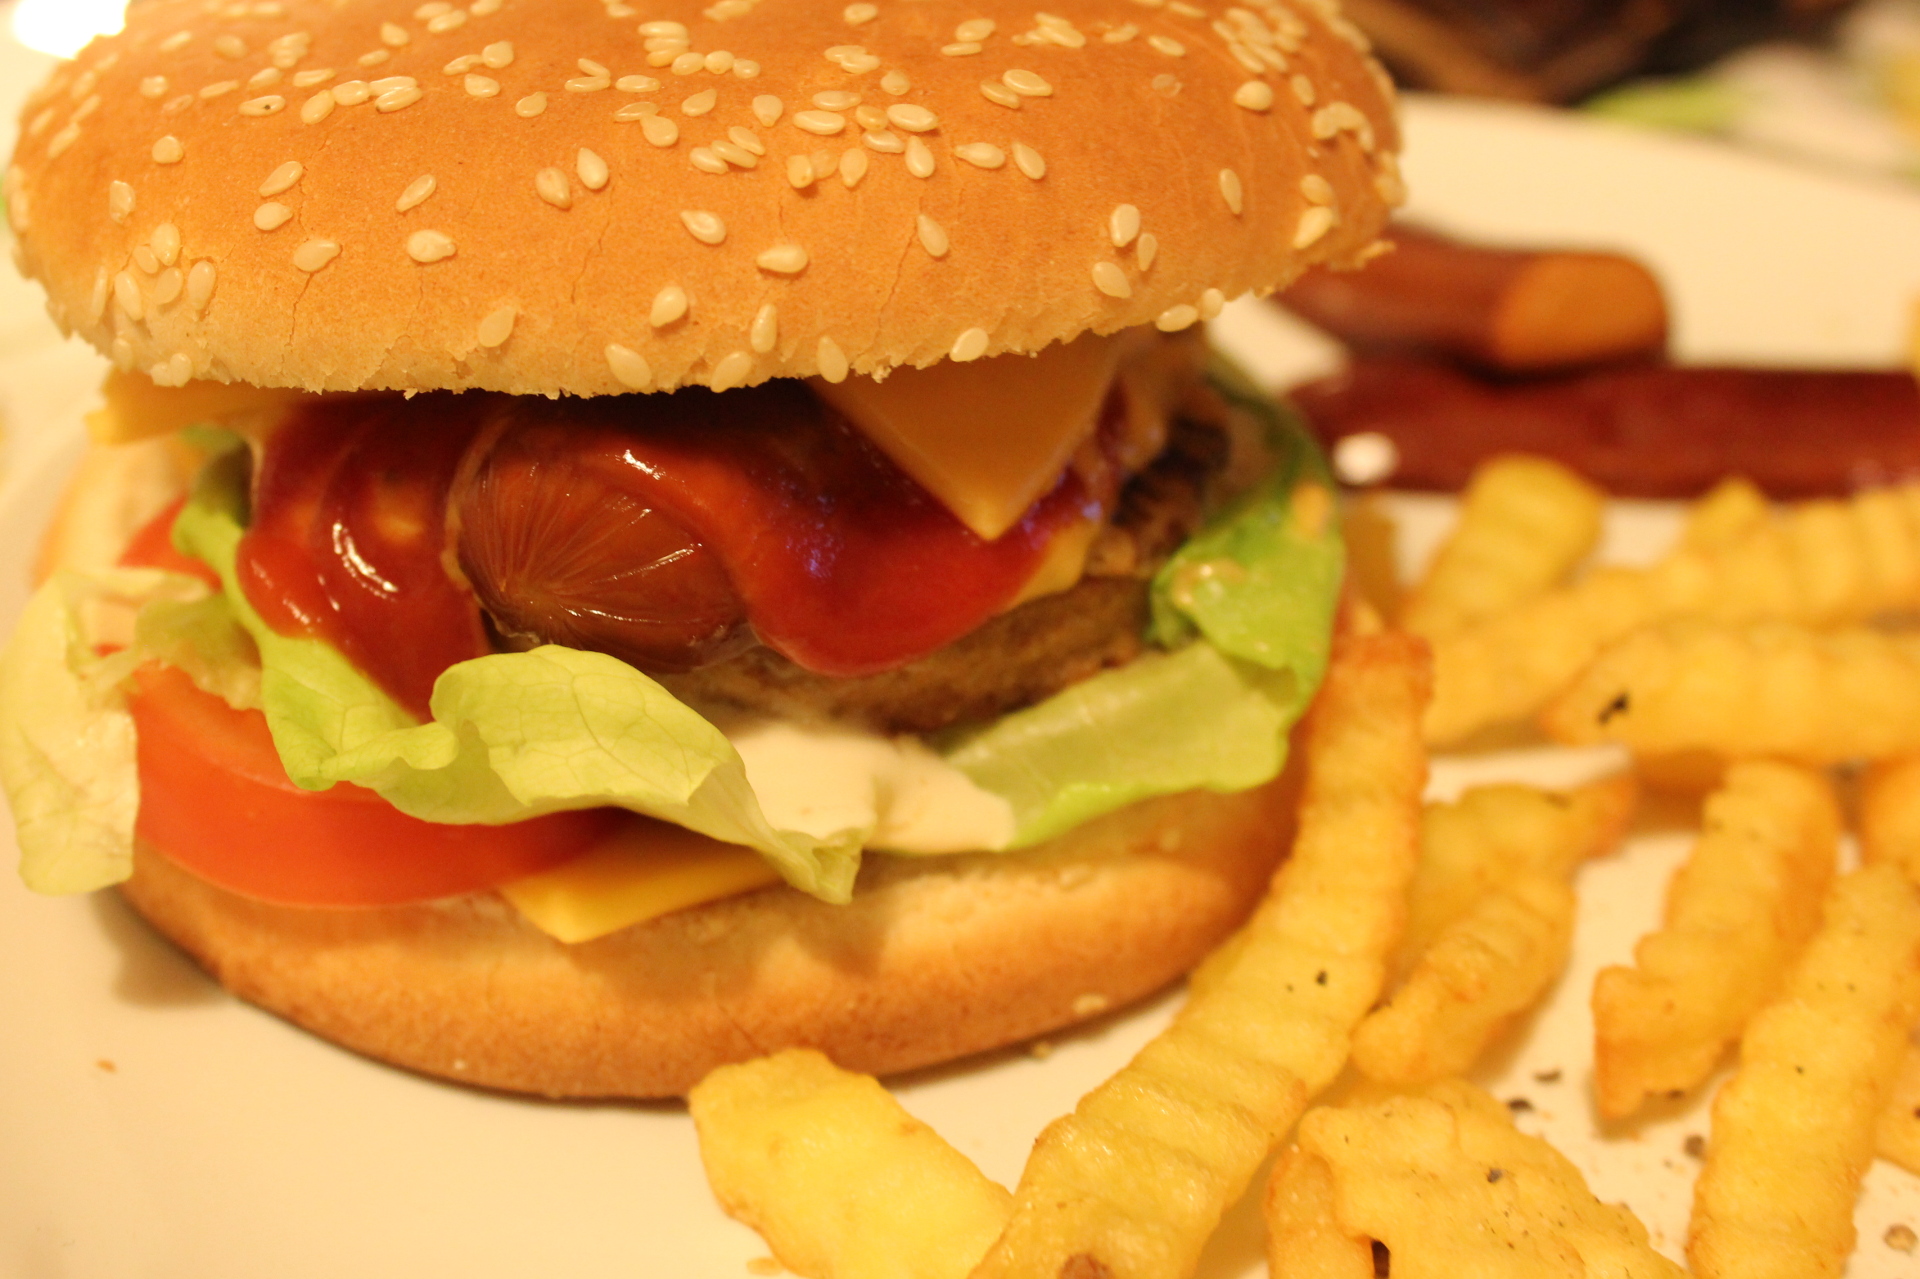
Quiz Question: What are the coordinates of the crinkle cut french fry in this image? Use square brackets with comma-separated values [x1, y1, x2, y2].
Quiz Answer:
[1400, 773, 1636, 970]
[1592, 761, 1839, 1119]
[1688, 864, 1920, 1279]
[1860, 755, 1920, 887]
[1681, 476, 1770, 553]
[1399, 455, 1604, 640]
[968, 632, 1431, 1279]
[1351, 872, 1573, 1086]
[1340, 494, 1405, 626]
[690, 1048, 1012, 1279]
[1541, 621, 1920, 763]
[1294, 1080, 1684, 1279]
[1425, 480, 1920, 745]
[1264, 1148, 1373, 1279]
[1873, 1043, 1920, 1177]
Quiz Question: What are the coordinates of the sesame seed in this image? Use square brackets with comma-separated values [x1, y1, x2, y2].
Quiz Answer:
[250, 68, 283, 89]
[1155, 304, 1197, 331]
[535, 168, 573, 209]
[427, 9, 467, 33]
[1233, 80, 1274, 111]
[293, 239, 341, 272]
[711, 140, 758, 169]
[293, 69, 336, 87]
[577, 148, 611, 190]
[838, 148, 868, 186]
[943, 42, 982, 55]
[1147, 34, 1184, 55]
[254, 202, 293, 231]
[516, 93, 548, 117]
[568, 76, 612, 92]
[886, 103, 938, 132]
[416, 3, 452, 19]
[881, 69, 911, 94]
[1293, 205, 1335, 248]
[785, 154, 815, 188]
[259, 161, 304, 197]
[683, 88, 718, 115]
[215, 33, 248, 58]
[606, 344, 652, 389]
[482, 41, 514, 68]
[397, 174, 436, 211]
[140, 76, 169, 99]
[133, 246, 159, 275]
[332, 80, 372, 105]
[854, 104, 887, 129]
[825, 45, 881, 73]
[1109, 204, 1140, 247]
[614, 101, 659, 121]
[200, 81, 241, 99]
[844, 2, 877, 22]
[905, 136, 935, 177]
[376, 85, 423, 112]
[639, 19, 689, 36]
[1152, 73, 1181, 96]
[642, 113, 679, 145]
[814, 90, 860, 110]
[1091, 262, 1131, 298]
[680, 210, 726, 244]
[863, 129, 903, 152]
[817, 336, 849, 382]
[650, 284, 689, 326]
[954, 142, 1005, 168]
[113, 270, 143, 322]
[1103, 23, 1138, 41]
[727, 125, 765, 155]
[706, 50, 736, 74]
[1137, 232, 1158, 270]
[794, 110, 846, 135]
[1228, 42, 1265, 73]
[465, 74, 499, 96]
[152, 267, 183, 306]
[1168, 1, 1203, 16]
[690, 147, 729, 173]
[979, 80, 1021, 108]
[47, 123, 80, 158]
[750, 302, 778, 353]
[1012, 142, 1045, 178]
[72, 96, 100, 124]
[187, 261, 217, 311]
[647, 35, 689, 54]
[811, 147, 837, 173]
[478, 305, 516, 348]
[1300, 174, 1334, 204]
[1219, 168, 1243, 214]
[471, 0, 502, 13]
[753, 95, 784, 126]
[159, 30, 191, 53]
[580, 59, 611, 77]
[381, 23, 410, 47]
[733, 59, 761, 78]
[711, 350, 754, 390]
[1199, 287, 1224, 318]
[152, 135, 185, 164]
[618, 74, 662, 91]
[151, 223, 181, 266]
[951, 328, 989, 361]
[359, 50, 392, 67]
[1005, 70, 1055, 98]
[153, 354, 193, 387]
[407, 229, 457, 262]
[372, 76, 420, 94]
[957, 17, 995, 40]
[915, 213, 949, 257]
[672, 51, 705, 75]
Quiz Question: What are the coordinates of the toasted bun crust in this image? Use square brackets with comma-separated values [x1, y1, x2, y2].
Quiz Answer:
[9, 0, 1400, 395]
[121, 779, 1294, 1097]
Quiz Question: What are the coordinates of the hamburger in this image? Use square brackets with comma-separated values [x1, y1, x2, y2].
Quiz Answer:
[0, 0, 1400, 1097]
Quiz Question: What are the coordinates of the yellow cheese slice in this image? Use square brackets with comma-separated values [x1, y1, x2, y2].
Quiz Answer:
[87, 368, 307, 445]
[811, 332, 1126, 542]
[498, 817, 782, 945]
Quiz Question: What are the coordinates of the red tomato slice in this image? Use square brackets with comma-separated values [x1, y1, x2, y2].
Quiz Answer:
[119, 504, 617, 906]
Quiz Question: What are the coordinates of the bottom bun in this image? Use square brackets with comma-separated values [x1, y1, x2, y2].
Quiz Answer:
[120, 780, 1295, 1098]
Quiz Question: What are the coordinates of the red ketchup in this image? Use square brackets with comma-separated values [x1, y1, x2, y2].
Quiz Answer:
[237, 383, 1105, 708]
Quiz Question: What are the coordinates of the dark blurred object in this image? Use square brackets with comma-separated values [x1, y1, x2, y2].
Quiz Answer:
[1344, 0, 1857, 102]
[1294, 356, 1920, 497]
[1280, 224, 1669, 373]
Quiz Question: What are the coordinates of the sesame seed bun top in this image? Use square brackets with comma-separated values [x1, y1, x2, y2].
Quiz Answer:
[7, 0, 1401, 396]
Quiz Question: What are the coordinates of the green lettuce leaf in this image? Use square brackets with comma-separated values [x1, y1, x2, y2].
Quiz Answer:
[942, 367, 1341, 844]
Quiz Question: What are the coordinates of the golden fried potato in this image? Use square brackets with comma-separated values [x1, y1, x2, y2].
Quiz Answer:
[690, 1049, 1012, 1279]
[1340, 494, 1405, 626]
[1592, 761, 1840, 1119]
[1874, 1043, 1920, 1177]
[1399, 774, 1636, 971]
[1541, 621, 1920, 762]
[1352, 872, 1573, 1085]
[1400, 455, 1605, 640]
[1689, 863, 1920, 1279]
[1426, 480, 1920, 745]
[1291, 1079, 1684, 1279]
[968, 632, 1431, 1279]
[1680, 476, 1769, 552]
[1861, 755, 1920, 887]
[1265, 1148, 1373, 1279]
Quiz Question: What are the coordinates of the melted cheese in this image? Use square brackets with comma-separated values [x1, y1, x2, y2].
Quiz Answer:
[811, 332, 1127, 542]
[87, 369, 306, 445]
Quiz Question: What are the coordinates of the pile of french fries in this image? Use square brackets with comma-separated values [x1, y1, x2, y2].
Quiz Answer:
[681, 444, 1920, 1279]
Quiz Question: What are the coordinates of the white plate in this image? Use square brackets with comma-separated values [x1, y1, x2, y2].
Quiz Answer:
[9, 94, 1920, 1278]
